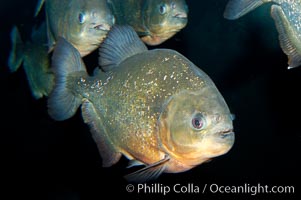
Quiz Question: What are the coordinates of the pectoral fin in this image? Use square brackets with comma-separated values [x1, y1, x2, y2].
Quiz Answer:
[124, 155, 170, 183]
[271, 5, 301, 69]
[82, 99, 121, 167]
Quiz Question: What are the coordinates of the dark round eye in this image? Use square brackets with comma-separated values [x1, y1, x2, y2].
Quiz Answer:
[159, 4, 167, 14]
[78, 12, 85, 24]
[192, 113, 205, 130]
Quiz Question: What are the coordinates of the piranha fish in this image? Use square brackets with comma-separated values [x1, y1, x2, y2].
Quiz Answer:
[109, 0, 188, 45]
[224, 0, 301, 69]
[8, 23, 54, 99]
[48, 25, 234, 182]
[35, 0, 115, 57]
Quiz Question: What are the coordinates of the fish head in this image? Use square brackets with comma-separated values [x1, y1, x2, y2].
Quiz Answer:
[158, 87, 234, 172]
[142, 0, 188, 45]
[68, 0, 115, 56]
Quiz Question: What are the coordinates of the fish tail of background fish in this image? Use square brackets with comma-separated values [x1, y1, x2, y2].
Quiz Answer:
[271, 5, 301, 69]
[48, 37, 86, 121]
[8, 26, 24, 72]
[224, 0, 268, 20]
[7, 24, 54, 99]
[22, 48, 54, 99]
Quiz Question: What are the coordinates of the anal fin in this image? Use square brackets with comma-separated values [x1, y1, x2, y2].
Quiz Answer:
[271, 5, 301, 69]
[82, 99, 121, 167]
[124, 155, 170, 183]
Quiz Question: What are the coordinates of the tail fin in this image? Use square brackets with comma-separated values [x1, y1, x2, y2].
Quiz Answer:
[8, 26, 24, 72]
[48, 37, 86, 121]
[224, 0, 265, 20]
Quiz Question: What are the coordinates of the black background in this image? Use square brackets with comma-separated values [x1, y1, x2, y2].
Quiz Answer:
[0, 0, 300, 199]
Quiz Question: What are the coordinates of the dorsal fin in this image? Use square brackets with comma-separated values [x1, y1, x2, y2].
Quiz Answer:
[8, 26, 24, 72]
[98, 25, 148, 72]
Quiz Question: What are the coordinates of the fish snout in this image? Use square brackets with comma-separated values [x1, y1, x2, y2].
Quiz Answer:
[93, 23, 111, 31]
[216, 129, 235, 146]
[92, 12, 115, 31]
[173, 12, 188, 19]
[219, 129, 234, 139]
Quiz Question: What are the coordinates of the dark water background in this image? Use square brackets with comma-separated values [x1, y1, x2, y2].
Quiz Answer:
[0, 0, 300, 199]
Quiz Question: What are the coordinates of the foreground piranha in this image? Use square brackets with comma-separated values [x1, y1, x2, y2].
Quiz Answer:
[8, 23, 54, 99]
[48, 26, 234, 182]
[224, 0, 301, 69]
[35, 0, 115, 56]
[109, 0, 188, 45]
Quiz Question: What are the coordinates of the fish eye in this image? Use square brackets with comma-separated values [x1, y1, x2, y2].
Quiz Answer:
[159, 4, 167, 14]
[191, 113, 206, 130]
[78, 12, 86, 24]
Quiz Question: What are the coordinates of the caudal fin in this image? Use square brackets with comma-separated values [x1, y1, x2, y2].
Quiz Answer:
[224, 0, 265, 20]
[8, 26, 24, 72]
[48, 37, 86, 121]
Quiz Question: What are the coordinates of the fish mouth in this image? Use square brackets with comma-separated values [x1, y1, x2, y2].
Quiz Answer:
[173, 12, 188, 19]
[218, 129, 234, 139]
[93, 23, 111, 31]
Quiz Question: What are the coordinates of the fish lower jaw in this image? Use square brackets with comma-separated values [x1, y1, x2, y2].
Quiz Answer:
[218, 129, 234, 138]
[214, 130, 235, 146]
[93, 23, 111, 31]
[173, 12, 188, 19]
